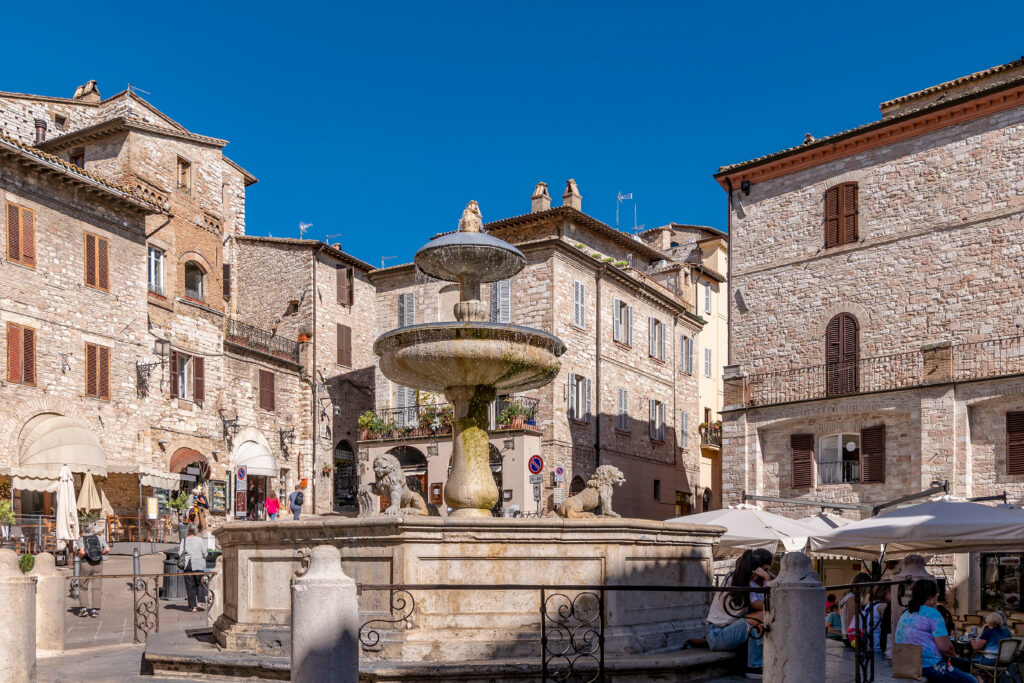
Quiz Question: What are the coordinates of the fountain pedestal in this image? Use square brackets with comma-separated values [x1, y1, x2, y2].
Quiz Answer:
[444, 385, 498, 516]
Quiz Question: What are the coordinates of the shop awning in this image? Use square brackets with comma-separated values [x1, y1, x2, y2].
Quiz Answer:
[18, 413, 107, 478]
[233, 440, 277, 477]
[106, 464, 181, 490]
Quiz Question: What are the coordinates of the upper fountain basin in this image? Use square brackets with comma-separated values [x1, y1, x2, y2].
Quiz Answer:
[374, 322, 566, 393]
[414, 231, 526, 284]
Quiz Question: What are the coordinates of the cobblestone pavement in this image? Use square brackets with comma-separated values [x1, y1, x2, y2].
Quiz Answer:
[710, 639, 899, 682]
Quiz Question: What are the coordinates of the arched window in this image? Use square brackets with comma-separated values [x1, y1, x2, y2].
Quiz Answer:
[825, 313, 859, 396]
[184, 261, 206, 301]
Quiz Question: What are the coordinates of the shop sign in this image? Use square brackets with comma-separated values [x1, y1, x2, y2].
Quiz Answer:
[235, 491, 247, 517]
[146, 497, 159, 520]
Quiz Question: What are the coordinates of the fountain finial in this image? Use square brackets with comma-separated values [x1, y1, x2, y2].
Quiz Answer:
[459, 200, 483, 233]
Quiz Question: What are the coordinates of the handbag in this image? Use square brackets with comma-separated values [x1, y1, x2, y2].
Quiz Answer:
[177, 546, 188, 570]
[891, 642, 923, 680]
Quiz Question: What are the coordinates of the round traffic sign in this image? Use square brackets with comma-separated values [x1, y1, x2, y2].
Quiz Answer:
[528, 455, 544, 474]
[554, 466, 565, 477]
[236, 466, 247, 480]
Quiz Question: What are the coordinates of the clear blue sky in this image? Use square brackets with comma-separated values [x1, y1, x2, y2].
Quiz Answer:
[7, 2, 1023, 266]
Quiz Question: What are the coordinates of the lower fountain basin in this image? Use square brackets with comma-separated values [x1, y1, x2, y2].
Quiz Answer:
[373, 322, 565, 393]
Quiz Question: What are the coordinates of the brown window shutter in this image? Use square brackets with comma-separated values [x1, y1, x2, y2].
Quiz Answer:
[222, 263, 232, 299]
[85, 233, 97, 287]
[7, 202, 21, 262]
[825, 316, 840, 395]
[841, 313, 859, 393]
[193, 356, 205, 402]
[19, 207, 35, 268]
[337, 266, 351, 305]
[337, 323, 351, 366]
[97, 236, 109, 290]
[85, 343, 98, 397]
[98, 345, 110, 400]
[21, 326, 35, 386]
[268, 372, 275, 411]
[169, 350, 179, 398]
[860, 424, 886, 483]
[791, 434, 814, 488]
[1007, 412, 1024, 476]
[841, 183, 858, 244]
[259, 369, 275, 411]
[824, 186, 840, 247]
[7, 323, 22, 384]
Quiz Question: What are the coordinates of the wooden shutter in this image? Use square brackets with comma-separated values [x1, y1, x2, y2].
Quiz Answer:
[649, 317, 656, 357]
[21, 326, 35, 386]
[626, 305, 633, 346]
[681, 411, 689, 448]
[841, 183, 858, 244]
[337, 265, 350, 305]
[1006, 413, 1024, 476]
[98, 345, 109, 400]
[169, 350, 179, 398]
[223, 263, 232, 299]
[7, 323, 22, 383]
[584, 377, 592, 423]
[193, 356, 205, 403]
[86, 343, 98, 397]
[97, 235, 109, 290]
[649, 399, 656, 439]
[827, 313, 859, 395]
[568, 372, 576, 419]
[85, 233, 97, 287]
[613, 299, 621, 341]
[791, 434, 814, 488]
[19, 207, 35, 268]
[337, 323, 351, 366]
[860, 424, 886, 483]
[7, 203, 21, 263]
[659, 322, 666, 360]
[259, 369, 275, 411]
[824, 186, 840, 247]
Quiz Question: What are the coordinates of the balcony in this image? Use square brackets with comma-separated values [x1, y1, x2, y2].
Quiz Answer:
[817, 460, 860, 485]
[224, 318, 300, 364]
[735, 333, 1024, 409]
[359, 396, 540, 443]
[699, 423, 721, 448]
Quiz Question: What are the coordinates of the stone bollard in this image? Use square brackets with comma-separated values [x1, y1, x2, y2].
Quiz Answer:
[291, 545, 359, 683]
[28, 553, 64, 653]
[0, 548, 37, 681]
[764, 552, 824, 683]
[208, 555, 223, 629]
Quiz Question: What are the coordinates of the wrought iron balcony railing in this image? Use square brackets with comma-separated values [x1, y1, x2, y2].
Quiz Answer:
[700, 426, 722, 448]
[224, 318, 300, 363]
[359, 396, 541, 442]
[817, 460, 860, 486]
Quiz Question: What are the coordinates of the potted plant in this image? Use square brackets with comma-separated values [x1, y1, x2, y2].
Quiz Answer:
[321, 463, 334, 478]
[0, 500, 14, 541]
[419, 404, 438, 432]
[499, 403, 528, 430]
[523, 403, 538, 427]
[358, 411, 378, 440]
[437, 405, 454, 435]
[698, 422, 709, 437]
[167, 490, 191, 539]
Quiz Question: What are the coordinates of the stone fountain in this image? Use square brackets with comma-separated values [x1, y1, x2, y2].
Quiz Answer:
[374, 200, 564, 517]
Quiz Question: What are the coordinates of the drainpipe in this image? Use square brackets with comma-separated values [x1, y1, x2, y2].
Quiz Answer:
[595, 266, 603, 468]
[672, 312, 683, 468]
[725, 178, 734, 366]
[309, 246, 325, 512]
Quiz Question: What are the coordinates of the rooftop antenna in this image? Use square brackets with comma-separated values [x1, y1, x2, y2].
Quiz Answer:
[325, 232, 343, 247]
[126, 83, 151, 96]
[299, 222, 313, 240]
[616, 192, 633, 229]
[380, 256, 397, 268]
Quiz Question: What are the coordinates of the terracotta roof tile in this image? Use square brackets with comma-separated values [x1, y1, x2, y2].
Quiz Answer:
[880, 56, 1024, 109]
[235, 235, 374, 272]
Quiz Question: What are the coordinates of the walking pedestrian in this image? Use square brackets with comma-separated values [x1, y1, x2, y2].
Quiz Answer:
[288, 484, 305, 521]
[75, 523, 109, 618]
[265, 490, 281, 521]
[179, 523, 208, 612]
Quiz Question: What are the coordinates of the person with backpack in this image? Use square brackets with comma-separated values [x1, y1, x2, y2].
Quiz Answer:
[288, 484, 305, 520]
[75, 523, 109, 618]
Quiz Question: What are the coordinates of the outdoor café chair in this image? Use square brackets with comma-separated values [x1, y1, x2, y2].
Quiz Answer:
[971, 637, 1021, 683]
[965, 614, 985, 626]
[1014, 623, 1024, 637]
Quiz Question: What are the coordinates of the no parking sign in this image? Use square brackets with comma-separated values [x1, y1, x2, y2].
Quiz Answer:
[528, 455, 544, 474]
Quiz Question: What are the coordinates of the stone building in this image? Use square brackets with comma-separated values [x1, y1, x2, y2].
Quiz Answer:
[716, 57, 1024, 608]
[361, 181, 707, 519]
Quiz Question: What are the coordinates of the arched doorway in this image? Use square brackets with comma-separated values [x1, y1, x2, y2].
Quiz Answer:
[825, 313, 859, 396]
[569, 475, 586, 496]
[702, 488, 713, 512]
[489, 444, 502, 516]
[385, 445, 427, 502]
[230, 435, 277, 521]
[333, 441, 356, 511]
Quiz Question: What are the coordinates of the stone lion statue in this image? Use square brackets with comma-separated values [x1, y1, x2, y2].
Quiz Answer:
[357, 454, 429, 517]
[556, 465, 625, 518]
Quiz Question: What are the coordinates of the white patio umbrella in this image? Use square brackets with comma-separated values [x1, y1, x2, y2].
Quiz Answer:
[55, 465, 79, 549]
[667, 504, 812, 554]
[810, 500, 1024, 559]
[77, 471, 101, 512]
[797, 511, 853, 535]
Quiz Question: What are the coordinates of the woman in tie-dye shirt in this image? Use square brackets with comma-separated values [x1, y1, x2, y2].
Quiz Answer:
[894, 580, 977, 682]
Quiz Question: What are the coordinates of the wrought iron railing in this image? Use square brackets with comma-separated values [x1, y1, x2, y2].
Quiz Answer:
[360, 396, 540, 441]
[817, 460, 860, 485]
[954, 334, 1024, 381]
[700, 426, 721, 447]
[224, 318, 300, 363]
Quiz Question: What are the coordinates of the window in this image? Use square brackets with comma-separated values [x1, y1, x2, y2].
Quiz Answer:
[791, 434, 814, 488]
[817, 433, 859, 485]
[572, 280, 586, 328]
[648, 317, 666, 361]
[825, 182, 858, 247]
[336, 265, 353, 306]
[680, 412, 689, 448]
[568, 372, 592, 422]
[54, 114, 67, 130]
[675, 491, 692, 516]
[394, 385, 416, 427]
[223, 263, 232, 299]
[653, 479, 661, 501]
[177, 157, 192, 192]
[398, 292, 415, 326]
[147, 246, 165, 296]
[85, 342, 110, 400]
[6, 323, 36, 385]
[84, 232, 110, 291]
[825, 313, 859, 396]
[648, 399, 666, 441]
[5, 202, 36, 268]
[704, 282, 712, 315]
[490, 279, 510, 323]
[258, 369, 275, 412]
[612, 298, 633, 345]
[184, 262, 205, 301]
[704, 347, 712, 378]
[681, 335, 694, 375]
[616, 388, 628, 431]
[70, 151, 84, 168]
[169, 351, 204, 403]
[1009, 413, 1024, 476]
[337, 323, 352, 366]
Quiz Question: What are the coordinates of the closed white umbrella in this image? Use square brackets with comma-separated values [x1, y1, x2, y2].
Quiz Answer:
[810, 500, 1024, 558]
[55, 465, 78, 549]
[667, 504, 812, 553]
[77, 471, 101, 512]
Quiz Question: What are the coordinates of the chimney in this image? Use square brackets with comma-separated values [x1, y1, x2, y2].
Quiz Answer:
[33, 119, 47, 144]
[531, 182, 551, 213]
[562, 179, 582, 211]
[73, 80, 101, 104]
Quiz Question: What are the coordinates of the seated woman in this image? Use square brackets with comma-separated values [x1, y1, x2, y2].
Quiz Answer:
[895, 579, 979, 683]
[826, 603, 844, 640]
[706, 548, 773, 680]
[970, 611, 1011, 667]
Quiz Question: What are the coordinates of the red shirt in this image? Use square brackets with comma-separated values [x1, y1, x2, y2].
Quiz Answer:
[265, 497, 280, 515]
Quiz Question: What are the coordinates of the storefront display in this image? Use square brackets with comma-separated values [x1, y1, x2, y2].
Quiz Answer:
[981, 553, 1023, 611]
[209, 480, 226, 513]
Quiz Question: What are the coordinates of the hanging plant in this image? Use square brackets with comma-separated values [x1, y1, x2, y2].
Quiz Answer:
[321, 463, 335, 477]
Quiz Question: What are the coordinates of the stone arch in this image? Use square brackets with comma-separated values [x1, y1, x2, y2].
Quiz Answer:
[170, 447, 209, 478]
[333, 440, 357, 509]
[385, 445, 427, 470]
[569, 475, 586, 496]
[815, 303, 870, 339]
[175, 249, 213, 271]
